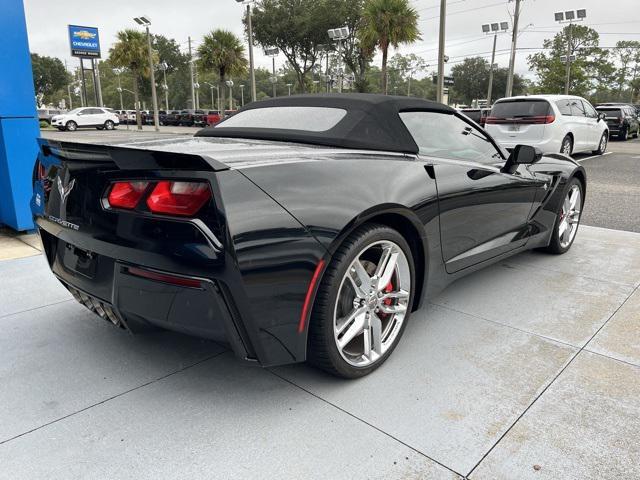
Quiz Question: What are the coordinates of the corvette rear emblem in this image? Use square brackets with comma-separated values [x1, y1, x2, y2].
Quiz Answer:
[57, 177, 76, 205]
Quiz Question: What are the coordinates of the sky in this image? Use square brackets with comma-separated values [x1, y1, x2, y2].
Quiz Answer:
[23, 0, 640, 81]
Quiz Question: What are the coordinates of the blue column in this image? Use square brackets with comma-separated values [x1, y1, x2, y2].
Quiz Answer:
[0, 0, 39, 231]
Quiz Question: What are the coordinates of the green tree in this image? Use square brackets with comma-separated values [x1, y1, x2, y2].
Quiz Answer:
[31, 53, 70, 106]
[109, 29, 158, 129]
[527, 25, 614, 97]
[613, 41, 640, 100]
[337, 0, 374, 92]
[250, 0, 350, 92]
[198, 30, 247, 113]
[450, 57, 489, 105]
[387, 53, 428, 96]
[358, 0, 420, 94]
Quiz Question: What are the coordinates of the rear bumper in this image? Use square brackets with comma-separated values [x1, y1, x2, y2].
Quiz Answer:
[494, 135, 562, 154]
[37, 221, 258, 364]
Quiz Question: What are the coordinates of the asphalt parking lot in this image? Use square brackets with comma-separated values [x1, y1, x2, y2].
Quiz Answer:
[1, 129, 637, 479]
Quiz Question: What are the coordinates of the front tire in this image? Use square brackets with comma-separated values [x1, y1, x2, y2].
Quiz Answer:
[65, 121, 77, 132]
[104, 120, 115, 130]
[560, 135, 573, 156]
[307, 224, 415, 378]
[543, 178, 583, 254]
[592, 132, 608, 155]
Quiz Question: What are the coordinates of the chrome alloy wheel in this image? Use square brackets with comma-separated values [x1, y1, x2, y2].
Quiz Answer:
[333, 240, 411, 367]
[559, 184, 581, 249]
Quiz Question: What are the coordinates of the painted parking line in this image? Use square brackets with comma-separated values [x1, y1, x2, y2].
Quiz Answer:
[575, 152, 613, 163]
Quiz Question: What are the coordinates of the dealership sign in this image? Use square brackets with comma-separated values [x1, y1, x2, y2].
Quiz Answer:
[68, 25, 101, 58]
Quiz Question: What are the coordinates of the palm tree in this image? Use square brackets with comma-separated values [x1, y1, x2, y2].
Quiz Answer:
[110, 29, 157, 129]
[359, 0, 421, 94]
[198, 30, 248, 115]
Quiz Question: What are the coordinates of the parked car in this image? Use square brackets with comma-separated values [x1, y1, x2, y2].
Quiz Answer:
[33, 94, 586, 378]
[596, 105, 640, 140]
[123, 110, 138, 125]
[50, 107, 120, 132]
[178, 109, 207, 127]
[164, 110, 181, 126]
[459, 108, 489, 128]
[206, 110, 222, 126]
[485, 95, 609, 156]
[38, 109, 63, 125]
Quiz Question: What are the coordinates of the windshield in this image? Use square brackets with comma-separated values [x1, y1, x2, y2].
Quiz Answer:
[216, 106, 348, 132]
[491, 100, 550, 118]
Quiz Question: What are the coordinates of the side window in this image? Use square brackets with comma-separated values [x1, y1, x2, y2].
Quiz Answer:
[400, 111, 504, 164]
[582, 101, 598, 118]
[570, 100, 586, 117]
[556, 100, 572, 116]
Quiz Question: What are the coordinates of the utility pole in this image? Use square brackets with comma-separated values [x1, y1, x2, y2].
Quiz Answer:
[436, 0, 446, 103]
[240, 84, 245, 106]
[506, 0, 522, 97]
[188, 36, 195, 109]
[564, 23, 573, 95]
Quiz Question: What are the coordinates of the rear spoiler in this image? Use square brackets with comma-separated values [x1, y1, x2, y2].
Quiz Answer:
[38, 139, 229, 172]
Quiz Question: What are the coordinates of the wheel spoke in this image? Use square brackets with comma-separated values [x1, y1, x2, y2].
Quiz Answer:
[337, 309, 367, 350]
[569, 188, 580, 210]
[558, 220, 568, 236]
[363, 314, 382, 362]
[336, 306, 367, 336]
[375, 246, 399, 291]
[378, 303, 408, 315]
[348, 260, 371, 298]
[379, 289, 410, 302]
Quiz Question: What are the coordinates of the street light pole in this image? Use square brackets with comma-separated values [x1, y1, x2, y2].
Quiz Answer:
[188, 37, 195, 109]
[161, 62, 169, 110]
[286, 83, 292, 96]
[555, 10, 585, 96]
[265, 47, 279, 98]
[482, 22, 509, 105]
[436, 0, 446, 103]
[134, 15, 160, 131]
[240, 84, 245, 107]
[327, 27, 350, 94]
[226, 80, 234, 110]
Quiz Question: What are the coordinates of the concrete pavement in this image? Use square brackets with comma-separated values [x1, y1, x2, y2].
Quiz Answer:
[0, 225, 638, 479]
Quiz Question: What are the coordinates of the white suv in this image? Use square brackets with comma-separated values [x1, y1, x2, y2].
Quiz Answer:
[51, 107, 120, 132]
[485, 95, 609, 156]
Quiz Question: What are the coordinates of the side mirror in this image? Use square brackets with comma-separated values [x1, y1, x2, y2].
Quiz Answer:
[501, 144, 543, 174]
[598, 112, 606, 121]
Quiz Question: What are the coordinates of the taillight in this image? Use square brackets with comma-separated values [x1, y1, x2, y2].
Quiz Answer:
[484, 115, 554, 125]
[107, 181, 149, 209]
[146, 181, 211, 216]
[543, 115, 555, 124]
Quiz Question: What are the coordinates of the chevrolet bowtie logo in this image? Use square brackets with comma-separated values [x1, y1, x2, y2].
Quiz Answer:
[57, 177, 76, 205]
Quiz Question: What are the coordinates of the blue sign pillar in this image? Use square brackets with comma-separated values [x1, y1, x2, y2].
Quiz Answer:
[0, 0, 39, 231]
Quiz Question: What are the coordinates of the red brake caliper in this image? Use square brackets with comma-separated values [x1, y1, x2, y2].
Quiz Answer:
[383, 280, 394, 307]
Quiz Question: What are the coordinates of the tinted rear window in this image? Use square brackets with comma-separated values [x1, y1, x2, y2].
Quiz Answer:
[216, 106, 347, 132]
[598, 108, 622, 115]
[491, 100, 550, 118]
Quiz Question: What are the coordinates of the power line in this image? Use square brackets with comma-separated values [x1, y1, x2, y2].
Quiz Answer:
[420, 1, 507, 22]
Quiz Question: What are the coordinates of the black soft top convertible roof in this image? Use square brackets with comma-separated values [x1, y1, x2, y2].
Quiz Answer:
[195, 93, 455, 154]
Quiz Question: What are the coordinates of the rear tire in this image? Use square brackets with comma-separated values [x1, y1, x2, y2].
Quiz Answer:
[65, 121, 77, 132]
[307, 224, 415, 378]
[592, 132, 608, 155]
[542, 177, 583, 255]
[560, 135, 573, 156]
[619, 127, 629, 141]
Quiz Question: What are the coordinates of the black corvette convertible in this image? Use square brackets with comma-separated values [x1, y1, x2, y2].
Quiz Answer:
[32, 94, 586, 378]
